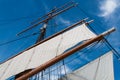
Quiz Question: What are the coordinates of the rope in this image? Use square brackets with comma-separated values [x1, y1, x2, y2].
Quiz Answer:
[48, 67, 51, 80]
[0, 32, 39, 47]
[0, 12, 41, 22]
[76, 5, 105, 33]
[63, 60, 68, 80]
[55, 34, 63, 56]
[87, 24, 98, 35]
[25, 47, 36, 69]
[94, 58, 101, 80]
[65, 40, 105, 70]
[0, 59, 13, 80]
[103, 38, 120, 60]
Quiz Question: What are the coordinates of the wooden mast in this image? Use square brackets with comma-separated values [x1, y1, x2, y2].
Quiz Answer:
[16, 28, 115, 80]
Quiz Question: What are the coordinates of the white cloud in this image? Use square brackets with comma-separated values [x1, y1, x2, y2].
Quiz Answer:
[40, 0, 49, 13]
[58, 17, 71, 26]
[99, 0, 119, 17]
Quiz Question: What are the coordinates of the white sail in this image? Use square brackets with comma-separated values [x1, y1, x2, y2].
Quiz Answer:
[0, 23, 96, 80]
[61, 51, 114, 80]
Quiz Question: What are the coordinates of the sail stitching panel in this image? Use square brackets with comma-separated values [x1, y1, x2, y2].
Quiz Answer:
[0, 60, 13, 80]
[55, 34, 63, 56]
[25, 48, 36, 69]
[14, 49, 35, 77]
[93, 58, 101, 80]
[0, 59, 13, 80]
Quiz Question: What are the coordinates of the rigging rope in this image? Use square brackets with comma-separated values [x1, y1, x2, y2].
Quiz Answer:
[0, 32, 39, 47]
[76, 5, 105, 33]
[94, 58, 101, 80]
[0, 59, 13, 80]
[0, 12, 42, 26]
[0, 12, 42, 22]
[63, 60, 68, 80]
[103, 38, 120, 60]
[65, 40, 106, 70]
[25, 48, 36, 69]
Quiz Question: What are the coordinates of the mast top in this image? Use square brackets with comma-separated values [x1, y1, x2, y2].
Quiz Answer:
[17, 1, 78, 36]
[102, 27, 115, 36]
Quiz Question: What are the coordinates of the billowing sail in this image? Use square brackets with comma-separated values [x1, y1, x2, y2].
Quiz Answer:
[61, 51, 114, 80]
[0, 23, 96, 79]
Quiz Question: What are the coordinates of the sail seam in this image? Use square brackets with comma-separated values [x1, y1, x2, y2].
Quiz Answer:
[93, 57, 101, 80]
[55, 34, 63, 56]
[25, 48, 36, 69]
[0, 59, 13, 80]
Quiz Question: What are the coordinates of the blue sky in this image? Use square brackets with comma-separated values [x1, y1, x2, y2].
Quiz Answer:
[0, 0, 120, 80]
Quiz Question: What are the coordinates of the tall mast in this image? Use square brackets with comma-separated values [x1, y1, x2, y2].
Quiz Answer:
[35, 22, 47, 43]
[17, 1, 78, 43]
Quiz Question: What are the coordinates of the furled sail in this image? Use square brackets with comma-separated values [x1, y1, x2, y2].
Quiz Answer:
[0, 23, 96, 79]
[61, 51, 114, 80]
